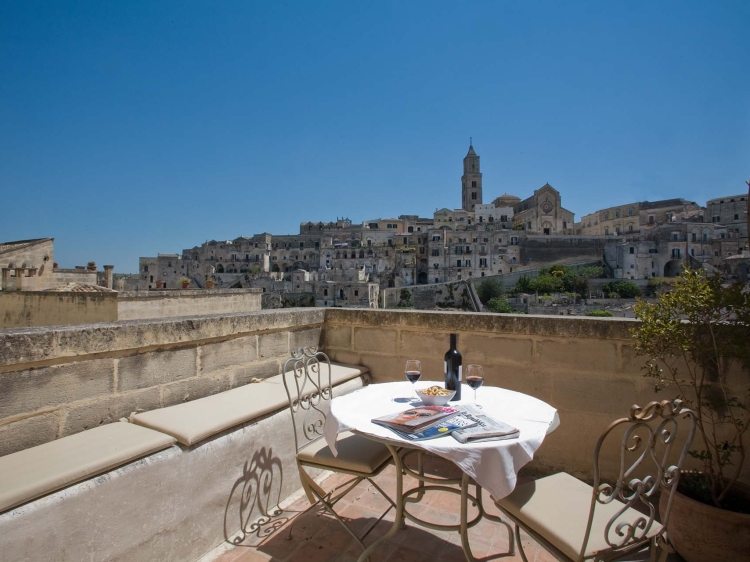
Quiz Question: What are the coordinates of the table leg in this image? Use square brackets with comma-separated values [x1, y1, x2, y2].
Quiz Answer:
[356, 443, 404, 562]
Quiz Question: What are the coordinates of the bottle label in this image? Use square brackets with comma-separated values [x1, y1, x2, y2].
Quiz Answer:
[444, 361, 447, 374]
[457, 365, 462, 382]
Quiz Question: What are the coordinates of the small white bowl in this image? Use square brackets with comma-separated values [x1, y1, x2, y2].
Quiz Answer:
[416, 387, 457, 406]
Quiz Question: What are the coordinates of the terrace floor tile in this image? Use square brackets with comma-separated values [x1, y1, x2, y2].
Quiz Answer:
[207, 461, 684, 562]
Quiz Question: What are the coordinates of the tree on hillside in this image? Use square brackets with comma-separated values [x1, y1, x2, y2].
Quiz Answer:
[477, 278, 503, 304]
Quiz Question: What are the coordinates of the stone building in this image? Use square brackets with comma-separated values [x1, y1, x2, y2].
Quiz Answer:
[461, 142, 482, 211]
[578, 198, 703, 236]
[511, 184, 575, 235]
[1, 238, 114, 291]
[706, 193, 748, 245]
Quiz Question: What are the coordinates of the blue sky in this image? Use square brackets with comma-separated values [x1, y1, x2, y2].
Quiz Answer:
[1, 1, 748, 272]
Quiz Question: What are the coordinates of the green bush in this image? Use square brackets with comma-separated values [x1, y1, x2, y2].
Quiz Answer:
[477, 278, 504, 304]
[585, 309, 613, 317]
[602, 280, 641, 298]
[486, 296, 512, 313]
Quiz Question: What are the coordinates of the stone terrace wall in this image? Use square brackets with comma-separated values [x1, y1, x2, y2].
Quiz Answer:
[117, 288, 262, 320]
[322, 309, 750, 484]
[0, 291, 119, 329]
[0, 309, 323, 456]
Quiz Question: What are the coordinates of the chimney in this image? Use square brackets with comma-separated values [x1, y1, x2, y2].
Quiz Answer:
[103, 265, 114, 289]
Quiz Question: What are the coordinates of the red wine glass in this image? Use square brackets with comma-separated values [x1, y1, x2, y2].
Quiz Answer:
[466, 364, 484, 407]
[405, 360, 422, 399]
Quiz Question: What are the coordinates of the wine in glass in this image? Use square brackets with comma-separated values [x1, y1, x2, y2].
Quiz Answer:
[404, 360, 422, 401]
[466, 364, 484, 408]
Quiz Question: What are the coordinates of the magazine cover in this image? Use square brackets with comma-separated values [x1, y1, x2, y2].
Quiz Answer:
[388, 413, 477, 441]
[371, 405, 458, 433]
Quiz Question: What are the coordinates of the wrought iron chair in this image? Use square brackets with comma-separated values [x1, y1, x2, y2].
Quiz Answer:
[281, 347, 396, 553]
[493, 399, 697, 562]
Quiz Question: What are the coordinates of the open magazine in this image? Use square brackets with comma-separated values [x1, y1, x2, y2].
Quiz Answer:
[372, 405, 458, 433]
[451, 405, 520, 444]
[386, 412, 477, 441]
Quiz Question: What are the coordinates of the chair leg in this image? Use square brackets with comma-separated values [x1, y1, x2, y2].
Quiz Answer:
[515, 524, 531, 562]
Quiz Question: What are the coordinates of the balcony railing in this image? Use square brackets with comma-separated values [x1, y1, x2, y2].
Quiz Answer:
[0, 308, 721, 562]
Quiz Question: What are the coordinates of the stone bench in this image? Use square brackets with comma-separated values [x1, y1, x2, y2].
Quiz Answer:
[0, 361, 371, 562]
[0, 422, 176, 514]
[131, 362, 369, 445]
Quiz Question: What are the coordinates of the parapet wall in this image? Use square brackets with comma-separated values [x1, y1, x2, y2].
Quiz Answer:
[0, 291, 118, 329]
[0, 309, 323, 456]
[322, 308, 750, 483]
[117, 288, 262, 320]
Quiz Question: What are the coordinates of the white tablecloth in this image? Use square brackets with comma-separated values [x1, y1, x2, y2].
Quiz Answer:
[324, 380, 558, 500]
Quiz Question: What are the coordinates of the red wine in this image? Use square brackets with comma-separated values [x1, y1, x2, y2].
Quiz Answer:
[444, 333, 462, 401]
[405, 370, 421, 383]
[467, 376, 484, 390]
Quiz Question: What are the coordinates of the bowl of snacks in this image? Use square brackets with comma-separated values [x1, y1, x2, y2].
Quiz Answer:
[416, 385, 456, 406]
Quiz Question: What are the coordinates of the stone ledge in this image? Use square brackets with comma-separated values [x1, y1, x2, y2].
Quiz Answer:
[117, 288, 262, 300]
[0, 308, 326, 368]
[325, 308, 640, 339]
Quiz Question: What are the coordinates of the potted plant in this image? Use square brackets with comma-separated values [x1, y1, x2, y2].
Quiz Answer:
[632, 267, 750, 561]
[178, 277, 191, 289]
[205, 278, 215, 289]
[155, 280, 164, 289]
[87, 261, 96, 271]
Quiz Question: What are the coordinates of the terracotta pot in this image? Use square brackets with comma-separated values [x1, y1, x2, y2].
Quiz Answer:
[660, 484, 750, 562]
[205, 280, 215, 289]
[155, 281, 164, 289]
[181, 282, 190, 289]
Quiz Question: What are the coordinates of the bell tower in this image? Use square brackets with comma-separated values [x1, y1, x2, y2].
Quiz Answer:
[461, 139, 482, 211]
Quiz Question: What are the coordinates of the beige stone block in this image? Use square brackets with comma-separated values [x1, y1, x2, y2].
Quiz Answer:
[61, 389, 161, 436]
[620, 344, 652, 376]
[484, 366, 552, 403]
[321, 325, 352, 350]
[0, 412, 59, 457]
[358, 354, 406, 383]
[231, 359, 281, 387]
[200, 335, 257, 375]
[161, 374, 232, 407]
[537, 339, 617, 373]
[0, 359, 113, 419]
[460, 335, 533, 366]
[353, 327, 397, 354]
[258, 331, 290, 359]
[551, 371, 639, 417]
[325, 349, 362, 367]
[290, 327, 321, 352]
[117, 348, 197, 391]
[399, 331, 445, 357]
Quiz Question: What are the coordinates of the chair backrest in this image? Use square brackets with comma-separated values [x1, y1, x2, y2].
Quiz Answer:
[580, 399, 697, 560]
[281, 346, 333, 455]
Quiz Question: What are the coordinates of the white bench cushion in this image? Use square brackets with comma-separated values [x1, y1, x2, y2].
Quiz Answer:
[495, 472, 662, 560]
[298, 431, 390, 474]
[131, 362, 368, 446]
[0, 422, 176, 514]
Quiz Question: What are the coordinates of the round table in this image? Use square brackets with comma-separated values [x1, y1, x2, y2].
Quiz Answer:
[323, 380, 559, 562]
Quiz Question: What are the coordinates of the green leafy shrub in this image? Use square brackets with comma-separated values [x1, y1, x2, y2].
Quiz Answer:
[585, 309, 613, 317]
[477, 278, 504, 304]
[486, 296, 512, 313]
[603, 280, 641, 298]
[633, 268, 750, 509]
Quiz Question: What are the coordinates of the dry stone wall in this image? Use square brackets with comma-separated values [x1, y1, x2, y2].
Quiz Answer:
[0, 309, 323, 456]
[322, 308, 749, 484]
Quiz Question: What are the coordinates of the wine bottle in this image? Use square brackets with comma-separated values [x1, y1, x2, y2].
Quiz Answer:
[444, 333, 462, 401]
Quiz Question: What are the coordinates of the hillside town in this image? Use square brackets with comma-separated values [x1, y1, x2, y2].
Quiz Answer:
[130, 143, 748, 310]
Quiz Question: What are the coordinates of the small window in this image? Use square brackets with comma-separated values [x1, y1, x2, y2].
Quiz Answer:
[323, 289, 328, 296]
[734, 214, 739, 220]
[471, 181, 477, 188]
[456, 260, 462, 267]
[615, 210, 620, 218]
[354, 290, 359, 297]
[471, 192, 477, 200]
[629, 247, 635, 254]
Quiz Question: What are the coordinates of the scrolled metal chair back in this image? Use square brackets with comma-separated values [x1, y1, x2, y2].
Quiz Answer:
[581, 399, 696, 560]
[281, 347, 333, 454]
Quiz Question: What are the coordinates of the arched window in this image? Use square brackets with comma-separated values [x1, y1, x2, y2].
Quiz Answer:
[628, 208, 634, 217]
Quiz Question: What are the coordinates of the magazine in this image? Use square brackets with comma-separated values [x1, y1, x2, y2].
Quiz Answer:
[451, 405, 520, 444]
[386, 413, 478, 441]
[372, 405, 458, 433]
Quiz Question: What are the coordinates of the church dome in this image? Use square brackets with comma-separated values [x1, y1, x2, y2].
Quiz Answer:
[492, 194, 521, 208]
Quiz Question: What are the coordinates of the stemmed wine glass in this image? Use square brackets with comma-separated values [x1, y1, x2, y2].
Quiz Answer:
[466, 364, 484, 408]
[404, 360, 422, 401]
